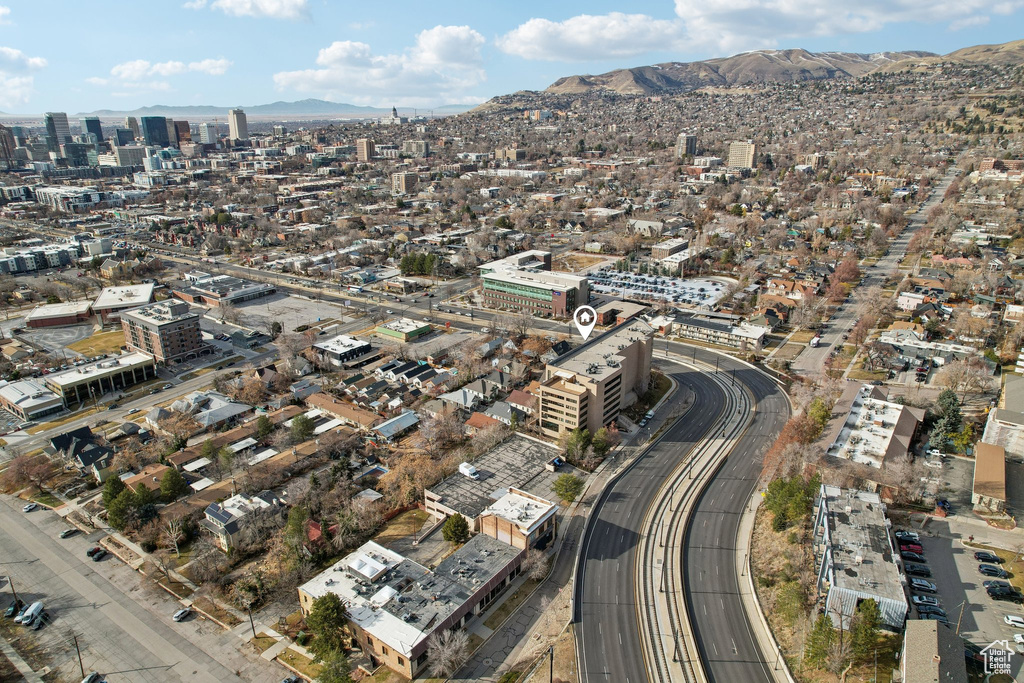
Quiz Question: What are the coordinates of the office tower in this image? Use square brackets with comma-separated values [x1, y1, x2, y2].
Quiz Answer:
[174, 120, 191, 143]
[113, 146, 146, 166]
[112, 128, 134, 146]
[140, 116, 169, 147]
[273, 125, 287, 137]
[198, 122, 218, 144]
[727, 140, 757, 169]
[675, 133, 697, 158]
[227, 108, 248, 142]
[356, 138, 374, 162]
[82, 117, 104, 143]
[44, 112, 72, 152]
[165, 118, 179, 146]
[0, 124, 14, 164]
[124, 116, 140, 139]
[61, 143, 93, 167]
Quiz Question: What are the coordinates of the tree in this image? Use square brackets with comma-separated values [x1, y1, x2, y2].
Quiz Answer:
[102, 476, 126, 507]
[521, 549, 550, 580]
[159, 468, 190, 502]
[291, 414, 315, 443]
[591, 427, 614, 457]
[427, 628, 470, 678]
[851, 598, 880, 661]
[552, 473, 584, 503]
[316, 650, 353, 683]
[161, 515, 185, 558]
[834, 255, 861, 283]
[256, 415, 274, 439]
[106, 488, 136, 530]
[270, 321, 282, 339]
[560, 428, 591, 464]
[0, 453, 56, 492]
[306, 593, 349, 661]
[442, 513, 470, 545]
[804, 613, 834, 669]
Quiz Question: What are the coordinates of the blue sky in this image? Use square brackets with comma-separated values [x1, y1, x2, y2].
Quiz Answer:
[0, 0, 1020, 113]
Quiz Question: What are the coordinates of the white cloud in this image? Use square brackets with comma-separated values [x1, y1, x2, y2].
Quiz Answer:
[194, 0, 308, 19]
[672, 0, 1024, 53]
[497, 13, 686, 62]
[0, 46, 46, 110]
[109, 57, 231, 81]
[86, 76, 108, 86]
[274, 25, 486, 106]
[0, 6, 10, 24]
[949, 14, 991, 29]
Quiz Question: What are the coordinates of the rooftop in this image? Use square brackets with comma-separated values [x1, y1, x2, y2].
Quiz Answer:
[93, 283, 156, 310]
[377, 318, 430, 334]
[24, 300, 93, 321]
[825, 384, 924, 468]
[45, 352, 154, 388]
[313, 333, 372, 355]
[550, 319, 653, 381]
[482, 488, 556, 535]
[974, 442, 1006, 502]
[121, 300, 200, 325]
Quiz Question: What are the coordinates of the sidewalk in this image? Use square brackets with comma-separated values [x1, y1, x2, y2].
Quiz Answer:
[915, 513, 1024, 552]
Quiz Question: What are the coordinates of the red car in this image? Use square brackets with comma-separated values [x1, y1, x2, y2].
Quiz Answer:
[900, 543, 924, 554]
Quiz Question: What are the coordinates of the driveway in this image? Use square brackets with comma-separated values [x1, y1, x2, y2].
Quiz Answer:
[0, 496, 283, 682]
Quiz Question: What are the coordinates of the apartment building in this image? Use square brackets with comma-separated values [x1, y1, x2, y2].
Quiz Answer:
[727, 140, 757, 169]
[356, 138, 374, 162]
[121, 300, 206, 365]
[391, 172, 418, 195]
[537, 320, 654, 437]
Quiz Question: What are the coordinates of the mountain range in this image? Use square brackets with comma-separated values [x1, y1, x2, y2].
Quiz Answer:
[543, 39, 1024, 95]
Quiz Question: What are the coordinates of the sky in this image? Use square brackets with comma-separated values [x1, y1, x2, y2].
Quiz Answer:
[0, 0, 1021, 114]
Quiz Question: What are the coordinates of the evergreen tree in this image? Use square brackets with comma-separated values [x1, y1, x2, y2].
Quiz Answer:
[442, 513, 470, 544]
[106, 488, 136, 530]
[851, 599, 881, 661]
[306, 593, 348, 662]
[102, 476, 126, 507]
[804, 613, 835, 668]
[291, 414, 315, 442]
[256, 415, 274, 439]
[160, 468, 190, 502]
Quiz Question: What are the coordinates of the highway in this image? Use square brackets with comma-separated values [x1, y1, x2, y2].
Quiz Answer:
[677, 345, 790, 683]
[574, 356, 728, 683]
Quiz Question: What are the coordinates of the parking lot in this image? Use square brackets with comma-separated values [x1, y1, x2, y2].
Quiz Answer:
[0, 496, 283, 683]
[587, 269, 734, 307]
[234, 292, 354, 335]
[910, 531, 1024, 678]
[20, 324, 94, 358]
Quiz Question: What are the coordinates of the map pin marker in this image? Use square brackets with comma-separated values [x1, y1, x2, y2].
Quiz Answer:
[574, 305, 598, 341]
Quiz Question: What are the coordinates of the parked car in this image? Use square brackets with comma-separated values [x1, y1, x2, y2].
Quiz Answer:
[923, 459, 943, 469]
[902, 551, 927, 563]
[91, 549, 107, 562]
[935, 499, 951, 512]
[59, 528, 78, 539]
[926, 448, 943, 457]
[80, 673, 103, 683]
[984, 579, 1012, 590]
[22, 502, 37, 513]
[4, 599, 24, 619]
[172, 607, 191, 622]
[917, 605, 947, 618]
[912, 595, 939, 607]
[86, 546, 102, 557]
[900, 543, 924, 554]
[975, 551, 1002, 564]
[918, 613, 949, 624]
[162, 383, 173, 390]
[896, 530, 920, 543]
[979, 564, 1009, 578]
[988, 587, 1023, 603]
[1005, 615, 1024, 628]
[906, 563, 932, 577]
[127, 408, 141, 415]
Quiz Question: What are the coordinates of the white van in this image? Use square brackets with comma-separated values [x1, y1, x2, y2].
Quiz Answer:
[459, 462, 480, 480]
[17, 601, 43, 626]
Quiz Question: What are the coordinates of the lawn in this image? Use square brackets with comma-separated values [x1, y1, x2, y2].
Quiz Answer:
[552, 253, 606, 272]
[277, 648, 322, 680]
[27, 406, 102, 433]
[373, 509, 429, 545]
[30, 490, 62, 508]
[66, 329, 125, 356]
[484, 577, 542, 630]
[789, 330, 817, 344]
[191, 595, 242, 627]
[250, 633, 278, 654]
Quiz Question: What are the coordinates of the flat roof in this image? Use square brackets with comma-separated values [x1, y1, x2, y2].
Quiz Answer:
[313, 333, 371, 354]
[45, 352, 154, 388]
[121, 300, 200, 325]
[377, 318, 430, 334]
[93, 283, 155, 310]
[550, 319, 653, 382]
[482, 268, 586, 292]
[482, 489, 556, 534]
[0, 379, 61, 409]
[426, 434, 559, 519]
[24, 300, 92, 321]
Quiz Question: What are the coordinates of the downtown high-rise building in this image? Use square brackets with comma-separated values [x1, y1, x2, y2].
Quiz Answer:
[82, 116, 104, 143]
[174, 120, 191, 143]
[124, 116, 140, 139]
[675, 133, 697, 158]
[228, 108, 248, 142]
[0, 124, 15, 165]
[112, 128, 134, 146]
[140, 116, 170, 147]
[727, 140, 757, 169]
[198, 122, 219, 144]
[44, 112, 72, 152]
[356, 138, 374, 162]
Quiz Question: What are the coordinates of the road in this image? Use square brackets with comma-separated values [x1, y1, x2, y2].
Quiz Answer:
[574, 356, 727, 683]
[675, 344, 790, 683]
[791, 170, 956, 376]
[0, 496, 280, 682]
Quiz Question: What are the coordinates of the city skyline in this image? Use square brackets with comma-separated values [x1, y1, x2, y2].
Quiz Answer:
[0, 0, 1021, 114]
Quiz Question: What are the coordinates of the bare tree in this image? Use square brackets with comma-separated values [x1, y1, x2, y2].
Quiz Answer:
[427, 628, 470, 678]
[521, 549, 550, 581]
[161, 515, 185, 558]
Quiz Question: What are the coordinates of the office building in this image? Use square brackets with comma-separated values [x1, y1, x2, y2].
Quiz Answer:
[173, 120, 191, 143]
[479, 251, 587, 319]
[374, 318, 432, 342]
[0, 124, 14, 164]
[124, 116, 140, 139]
[675, 133, 697, 158]
[311, 334, 373, 367]
[44, 352, 157, 407]
[298, 535, 523, 679]
[198, 122, 219, 144]
[82, 117, 104, 143]
[401, 139, 429, 157]
[358, 138, 378, 162]
[494, 147, 527, 163]
[165, 118, 178, 146]
[537, 319, 654, 437]
[173, 272, 275, 307]
[0, 378, 64, 422]
[92, 283, 156, 323]
[391, 171, 417, 195]
[112, 128, 134, 146]
[228, 108, 248, 143]
[44, 112, 71, 151]
[727, 140, 757, 169]
[121, 300, 205, 365]
[140, 116, 169, 147]
[813, 485, 908, 630]
[113, 145, 146, 167]
[272, 124, 287, 137]
[60, 143, 94, 167]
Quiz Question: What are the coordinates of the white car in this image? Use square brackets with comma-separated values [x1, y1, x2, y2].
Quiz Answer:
[1015, 633, 1024, 644]
[172, 607, 192, 622]
[22, 502, 37, 513]
[1005, 615, 1024, 628]
[912, 595, 939, 607]
[127, 408, 141, 415]
[923, 460, 944, 469]
[926, 448, 942, 457]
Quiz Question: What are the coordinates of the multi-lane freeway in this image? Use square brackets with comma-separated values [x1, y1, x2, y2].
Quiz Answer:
[574, 344, 789, 683]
